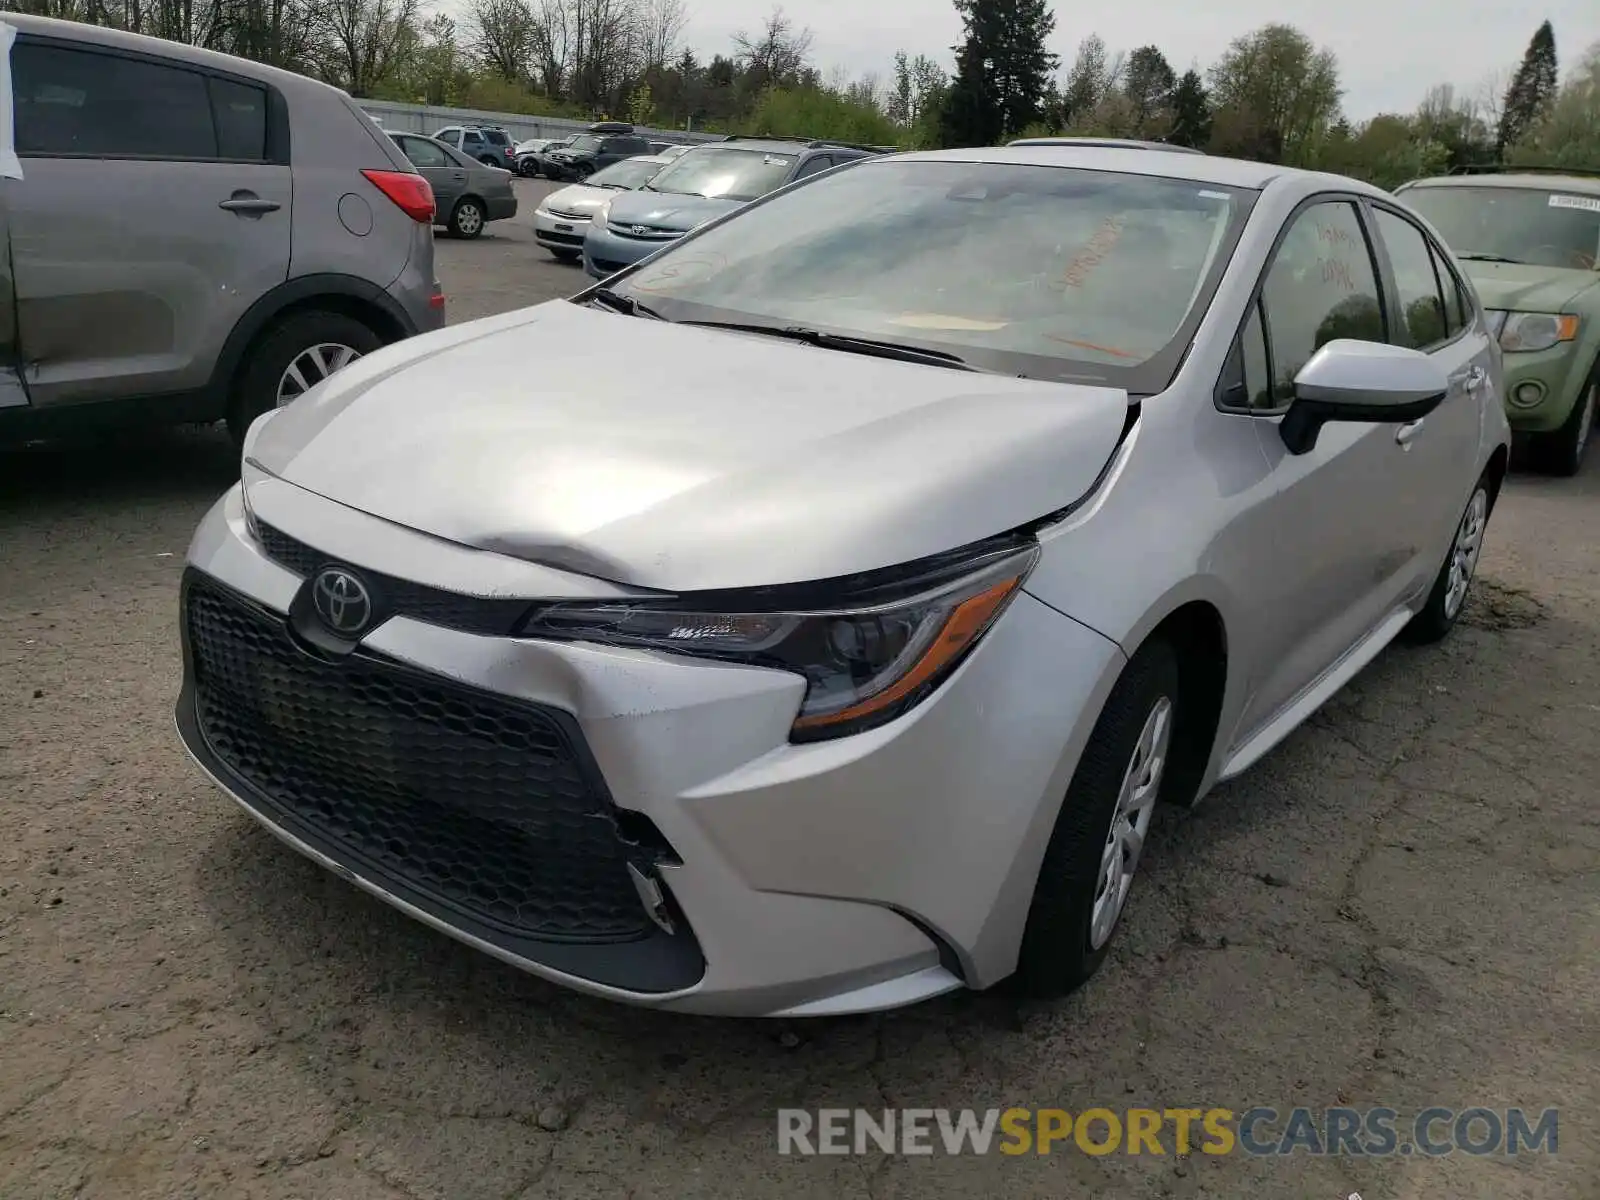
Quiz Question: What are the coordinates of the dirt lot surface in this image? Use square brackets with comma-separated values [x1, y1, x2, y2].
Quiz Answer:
[2, 177, 1598, 1199]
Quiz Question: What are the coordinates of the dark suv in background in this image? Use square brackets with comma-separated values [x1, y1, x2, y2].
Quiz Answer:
[0, 14, 445, 447]
[543, 123, 653, 180]
[432, 125, 516, 171]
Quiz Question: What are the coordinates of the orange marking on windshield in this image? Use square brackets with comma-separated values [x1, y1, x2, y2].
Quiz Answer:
[1045, 334, 1139, 358]
[1060, 216, 1125, 288]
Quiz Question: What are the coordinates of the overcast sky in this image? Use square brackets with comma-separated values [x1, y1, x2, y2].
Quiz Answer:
[675, 0, 1599, 122]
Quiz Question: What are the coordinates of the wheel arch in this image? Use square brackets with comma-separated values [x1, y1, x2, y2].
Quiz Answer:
[211, 274, 416, 409]
[1137, 600, 1230, 809]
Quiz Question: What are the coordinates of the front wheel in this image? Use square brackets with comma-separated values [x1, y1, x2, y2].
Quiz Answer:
[1531, 377, 1596, 477]
[1013, 639, 1179, 998]
[448, 197, 485, 239]
[1402, 477, 1492, 644]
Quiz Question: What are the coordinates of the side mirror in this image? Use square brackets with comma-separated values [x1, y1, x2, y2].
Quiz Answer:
[1280, 339, 1451, 455]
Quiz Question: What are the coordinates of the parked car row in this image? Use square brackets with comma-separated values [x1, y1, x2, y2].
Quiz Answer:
[529, 135, 890, 276]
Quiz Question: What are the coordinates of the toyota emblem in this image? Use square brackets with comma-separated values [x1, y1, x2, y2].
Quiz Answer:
[311, 567, 373, 636]
[631, 224, 650, 236]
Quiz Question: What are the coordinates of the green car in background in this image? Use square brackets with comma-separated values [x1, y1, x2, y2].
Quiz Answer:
[1396, 170, 1599, 476]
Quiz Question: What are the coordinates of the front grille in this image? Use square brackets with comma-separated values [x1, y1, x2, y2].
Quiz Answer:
[186, 578, 654, 943]
[256, 522, 531, 637]
[607, 222, 682, 241]
[545, 208, 589, 221]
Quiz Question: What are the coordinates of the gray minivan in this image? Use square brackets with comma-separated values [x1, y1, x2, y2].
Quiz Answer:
[0, 14, 445, 446]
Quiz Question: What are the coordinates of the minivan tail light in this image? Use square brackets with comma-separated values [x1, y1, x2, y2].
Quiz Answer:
[361, 169, 435, 224]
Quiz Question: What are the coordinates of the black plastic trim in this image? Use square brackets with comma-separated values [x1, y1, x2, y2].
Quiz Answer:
[176, 569, 706, 994]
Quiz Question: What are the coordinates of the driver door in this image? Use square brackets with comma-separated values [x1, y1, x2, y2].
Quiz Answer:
[1221, 198, 1420, 741]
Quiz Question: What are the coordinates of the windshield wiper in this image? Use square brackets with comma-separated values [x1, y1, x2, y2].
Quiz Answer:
[679, 320, 997, 373]
[1457, 252, 1524, 264]
[587, 288, 664, 319]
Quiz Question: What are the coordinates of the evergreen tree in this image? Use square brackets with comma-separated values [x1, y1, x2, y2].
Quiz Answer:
[938, 0, 1058, 147]
[1123, 45, 1177, 126]
[1497, 21, 1559, 157]
[1168, 68, 1212, 148]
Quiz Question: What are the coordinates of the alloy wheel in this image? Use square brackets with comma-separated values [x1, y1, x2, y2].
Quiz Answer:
[455, 202, 483, 236]
[1090, 695, 1171, 949]
[1443, 487, 1489, 620]
[276, 343, 361, 407]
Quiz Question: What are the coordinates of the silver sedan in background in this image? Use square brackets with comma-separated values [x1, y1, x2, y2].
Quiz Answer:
[176, 146, 1509, 1017]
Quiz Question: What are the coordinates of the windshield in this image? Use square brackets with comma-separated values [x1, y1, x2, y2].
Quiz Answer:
[646, 146, 798, 201]
[565, 135, 600, 154]
[607, 160, 1252, 389]
[1402, 185, 1600, 270]
[589, 157, 664, 189]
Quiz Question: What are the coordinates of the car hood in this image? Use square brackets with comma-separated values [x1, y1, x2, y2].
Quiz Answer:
[541, 183, 611, 215]
[248, 301, 1132, 593]
[604, 191, 744, 233]
[1462, 262, 1600, 313]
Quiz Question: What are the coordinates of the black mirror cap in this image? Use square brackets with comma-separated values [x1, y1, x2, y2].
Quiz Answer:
[1278, 388, 1447, 455]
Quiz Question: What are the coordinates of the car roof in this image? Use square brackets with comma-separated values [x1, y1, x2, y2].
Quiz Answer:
[884, 145, 1392, 197]
[2, 11, 340, 94]
[1008, 136, 1204, 155]
[1400, 172, 1600, 196]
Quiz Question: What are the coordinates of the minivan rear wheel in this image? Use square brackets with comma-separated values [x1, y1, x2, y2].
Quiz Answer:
[228, 310, 381, 448]
[1013, 639, 1179, 998]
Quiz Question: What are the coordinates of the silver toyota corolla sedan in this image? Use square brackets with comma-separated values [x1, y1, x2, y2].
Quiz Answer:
[176, 146, 1510, 1018]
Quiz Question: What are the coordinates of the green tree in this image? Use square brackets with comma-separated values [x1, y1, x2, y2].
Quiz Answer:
[1061, 34, 1109, 127]
[1497, 20, 1560, 157]
[1123, 45, 1176, 129]
[1206, 24, 1341, 165]
[1509, 39, 1600, 168]
[937, 0, 1057, 146]
[1168, 68, 1212, 148]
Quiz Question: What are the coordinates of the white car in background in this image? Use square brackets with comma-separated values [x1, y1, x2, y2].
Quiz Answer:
[532, 154, 669, 262]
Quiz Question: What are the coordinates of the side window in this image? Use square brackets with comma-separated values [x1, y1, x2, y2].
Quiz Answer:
[13, 41, 216, 159]
[437, 129, 460, 146]
[794, 155, 833, 180]
[462, 130, 483, 146]
[1429, 242, 1469, 337]
[1374, 208, 1448, 349]
[1259, 200, 1385, 404]
[208, 77, 267, 161]
[397, 136, 447, 168]
[1217, 297, 1275, 411]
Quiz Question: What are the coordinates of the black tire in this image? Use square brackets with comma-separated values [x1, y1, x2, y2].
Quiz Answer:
[573, 162, 593, 179]
[550, 248, 581, 263]
[1401, 473, 1493, 644]
[478, 155, 499, 167]
[1013, 639, 1180, 998]
[448, 196, 486, 239]
[1530, 375, 1596, 478]
[226, 310, 382, 449]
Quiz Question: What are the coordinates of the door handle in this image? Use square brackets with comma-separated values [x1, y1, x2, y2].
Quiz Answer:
[1463, 365, 1487, 392]
[218, 193, 281, 215]
[1395, 418, 1425, 446]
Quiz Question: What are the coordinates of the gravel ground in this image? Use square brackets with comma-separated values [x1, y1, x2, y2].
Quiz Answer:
[2, 178, 1598, 1199]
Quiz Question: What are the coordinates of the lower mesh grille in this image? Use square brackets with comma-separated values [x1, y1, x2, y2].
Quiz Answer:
[185, 577, 653, 943]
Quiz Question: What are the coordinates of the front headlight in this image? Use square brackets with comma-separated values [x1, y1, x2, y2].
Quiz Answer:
[1491, 310, 1579, 353]
[520, 542, 1039, 742]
